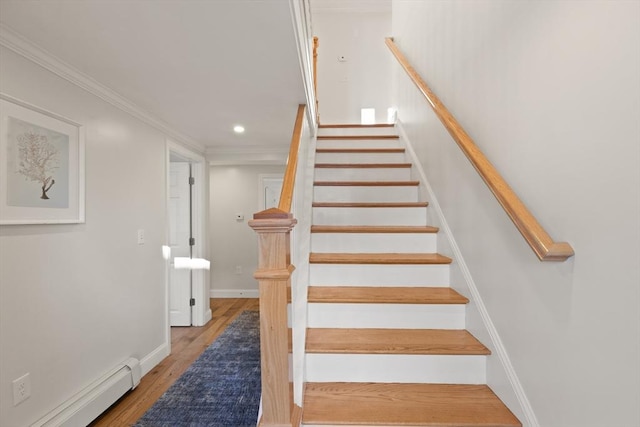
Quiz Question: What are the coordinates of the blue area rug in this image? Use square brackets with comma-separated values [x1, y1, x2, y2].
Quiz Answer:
[135, 311, 261, 427]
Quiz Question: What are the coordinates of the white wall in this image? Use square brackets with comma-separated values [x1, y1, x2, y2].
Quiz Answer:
[209, 164, 284, 297]
[313, 7, 392, 124]
[391, 1, 640, 426]
[0, 46, 181, 426]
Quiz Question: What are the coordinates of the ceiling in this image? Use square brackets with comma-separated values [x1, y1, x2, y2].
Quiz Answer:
[0, 0, 307, 158]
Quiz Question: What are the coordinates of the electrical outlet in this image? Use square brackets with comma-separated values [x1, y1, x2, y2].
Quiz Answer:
[137, 229, 145, 245]
[235, 265, 242, 275]
[12, 373, 31, 406]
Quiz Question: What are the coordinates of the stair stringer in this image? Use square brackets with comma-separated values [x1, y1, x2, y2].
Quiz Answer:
[396, 118, 538, 427]
[289, 117, 317, 408]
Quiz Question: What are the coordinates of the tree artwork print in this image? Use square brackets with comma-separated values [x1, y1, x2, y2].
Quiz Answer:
[17, 129, 59, 199]
[7, 117, 70, 209]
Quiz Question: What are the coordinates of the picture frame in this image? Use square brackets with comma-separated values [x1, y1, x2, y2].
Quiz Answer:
[0, 93, 85, 224]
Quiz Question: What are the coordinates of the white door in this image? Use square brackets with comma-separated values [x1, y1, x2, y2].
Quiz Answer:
[169, 162, 192, 326]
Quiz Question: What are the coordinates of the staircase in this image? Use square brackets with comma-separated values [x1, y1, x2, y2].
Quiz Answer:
[297, 124, 521, 426]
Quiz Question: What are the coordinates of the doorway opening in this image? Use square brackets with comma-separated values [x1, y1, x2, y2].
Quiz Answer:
[166, 142, 210, 339]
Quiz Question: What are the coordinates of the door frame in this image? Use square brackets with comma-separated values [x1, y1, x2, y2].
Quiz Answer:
[165, 140, 210, 344]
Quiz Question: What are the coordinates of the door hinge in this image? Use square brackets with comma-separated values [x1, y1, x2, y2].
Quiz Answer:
[189, 237, 195, 246]
[189, 176, 195, 185]
[190, 298, 196, 306]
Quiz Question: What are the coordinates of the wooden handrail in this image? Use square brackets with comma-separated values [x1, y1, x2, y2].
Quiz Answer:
[278, 104, 306, 213]
[385, 37, 574, 261]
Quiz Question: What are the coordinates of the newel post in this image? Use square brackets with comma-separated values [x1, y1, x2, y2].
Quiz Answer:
[249, 208, 297, 427]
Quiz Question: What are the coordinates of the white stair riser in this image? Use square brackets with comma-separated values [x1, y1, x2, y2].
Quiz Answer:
[313, 186, 418, 203]
[308, 304, 465, 329]
[310, 264, 450, 286]
[312, 207, 427, 226]
[311, 233, 437, 253]
[316, 139, 401, 149]
[315, 152, 407, 163]
[305, 354, 486, 384]
[317, 127, 397, 137]
[314, 168, 411, 182]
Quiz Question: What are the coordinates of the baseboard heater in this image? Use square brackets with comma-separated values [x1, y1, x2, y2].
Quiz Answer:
[31, 357, 141, 427]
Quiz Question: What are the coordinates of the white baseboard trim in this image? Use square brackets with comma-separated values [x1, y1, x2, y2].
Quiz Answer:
[397, 120, 539, 427]
[31, 363, 135, 427]
[30, 340, 168, 427]
[210, 289, 259, 298]
[202, 308, 213, 325]
[140, 342, 170, 377]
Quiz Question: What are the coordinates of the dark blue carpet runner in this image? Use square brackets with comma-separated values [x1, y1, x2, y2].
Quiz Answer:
[135, 311, 261, 427]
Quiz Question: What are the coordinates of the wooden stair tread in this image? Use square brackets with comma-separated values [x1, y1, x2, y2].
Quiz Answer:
[305, 328, 490, 355]
[313, 202, 429, 208]
[316, 148, 405, 153]
[319, 123, 395, 128]
[303, 382, 521, 426]
[317, 135, 399, 140]
[311, 225, 439, 233]
[309, 252, 452, 265]
[308, 286, 468, 304]
[315, 163, 411, 168]
[314, 181, 419, 186]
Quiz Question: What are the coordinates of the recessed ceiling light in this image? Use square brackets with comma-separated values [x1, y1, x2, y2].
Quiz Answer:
[233, 125, 245, 134]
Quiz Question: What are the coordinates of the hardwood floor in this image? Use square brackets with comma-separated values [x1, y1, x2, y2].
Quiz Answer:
[90, 298, 259, 427]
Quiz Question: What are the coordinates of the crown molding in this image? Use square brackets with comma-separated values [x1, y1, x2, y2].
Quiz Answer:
[310, 0, 391, 13]
[0, 23, 205, 154]
[207, 144, 289, 166]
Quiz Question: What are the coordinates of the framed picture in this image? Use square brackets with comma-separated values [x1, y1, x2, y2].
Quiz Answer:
[0, 93, 85, 224]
